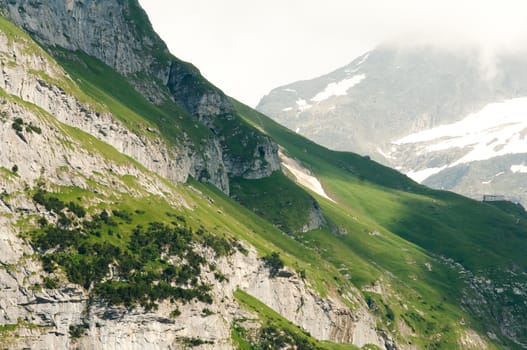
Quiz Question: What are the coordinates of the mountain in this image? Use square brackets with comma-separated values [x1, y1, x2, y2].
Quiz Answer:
[256, 46, 527, 204]
[0, 2, 526, 349]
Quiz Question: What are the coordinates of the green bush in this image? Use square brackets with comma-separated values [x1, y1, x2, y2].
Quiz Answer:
[43, 276, 59, 289]
[69, 324, 85, 338]
[11, 117, 23, 132]
[262, 252, 284, 277]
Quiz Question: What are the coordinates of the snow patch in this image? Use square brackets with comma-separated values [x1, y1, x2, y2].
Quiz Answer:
[279, 150, 334, 202]
[377, 147, 394, 160]
[511, 164, 527, 173]
[295, 127, 300, 133]
[311, 74, 366, 103]
[283, 88, 296, 93]
[295, 99, 312, 111]
[344, 52, 370, 73]
[406, 166, 447, 183]
[354, 52, 370, 67]
[282, 107, 293, 112]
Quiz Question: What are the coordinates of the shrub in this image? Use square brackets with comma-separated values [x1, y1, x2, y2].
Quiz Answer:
[43, 276, 59, 289]
[262, 252, 284, 277]
[202, 308, 214, 316]
[67, 201, 86, 218]
[170, 308, 181, 318]
[69, 324, 85, 338]
[11, 117, 23, 132]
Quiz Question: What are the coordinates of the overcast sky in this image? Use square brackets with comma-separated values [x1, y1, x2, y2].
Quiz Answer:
[138, 0, 527, 107]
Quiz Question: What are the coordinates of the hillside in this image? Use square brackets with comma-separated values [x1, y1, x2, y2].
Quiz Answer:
[0, 1, 525, 350]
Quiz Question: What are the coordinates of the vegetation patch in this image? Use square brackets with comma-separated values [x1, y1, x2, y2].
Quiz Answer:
[30, 189, 237, 310]
[51, 48, 210, 145]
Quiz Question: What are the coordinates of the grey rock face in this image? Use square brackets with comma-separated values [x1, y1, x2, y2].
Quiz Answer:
[1, 0, 169, 97]
[0, 0, 281, 194]
[166, 61, 233, 119]
[223, 137, 281, 180]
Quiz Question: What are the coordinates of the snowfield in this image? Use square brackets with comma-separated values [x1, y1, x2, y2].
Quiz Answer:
[395, 97, 527, 164]
[393, 97, 527, 182]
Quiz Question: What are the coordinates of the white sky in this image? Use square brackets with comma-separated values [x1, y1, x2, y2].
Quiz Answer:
[138, 0, 527, 107]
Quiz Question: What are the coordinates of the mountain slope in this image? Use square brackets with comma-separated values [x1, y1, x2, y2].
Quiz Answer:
[235, 99, 527, 348]
[0, 2, 526, 350]
[257, 46, 527, 205]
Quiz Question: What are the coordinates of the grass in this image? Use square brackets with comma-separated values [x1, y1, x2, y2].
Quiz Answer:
[182, 178, 354, 298]
[233, 98, 527, 271]
[0, 166, 18, 180]
[230, 171, 315, 233]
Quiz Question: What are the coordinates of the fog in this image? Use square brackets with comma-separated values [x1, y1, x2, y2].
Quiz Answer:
[139, 0, 527, 106]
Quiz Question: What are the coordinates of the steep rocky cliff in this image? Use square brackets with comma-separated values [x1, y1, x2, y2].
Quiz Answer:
[0, 0, 281, 195]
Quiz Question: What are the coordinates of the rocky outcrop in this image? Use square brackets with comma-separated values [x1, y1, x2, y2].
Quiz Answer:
[0, 27, 233, 192]
[166, 62, 232, 119]
[212, 247, 387, 348]
[223, 138, 281, 180]
[301, 202, 327, 232]
[0, 0, 165, 84]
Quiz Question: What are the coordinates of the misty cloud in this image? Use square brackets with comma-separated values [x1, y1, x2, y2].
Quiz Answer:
[140, 0, 527, 106]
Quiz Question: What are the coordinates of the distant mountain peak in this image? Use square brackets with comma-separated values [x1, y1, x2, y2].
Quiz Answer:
[257, 45, 527, 204]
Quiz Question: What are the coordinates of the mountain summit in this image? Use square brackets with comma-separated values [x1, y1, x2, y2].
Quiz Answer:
[257, 46, 527, 203]
[0, 2, 526, 349]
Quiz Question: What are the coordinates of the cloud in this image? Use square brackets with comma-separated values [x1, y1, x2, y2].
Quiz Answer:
[139, 0, 527, 105]
[376, 0, 527, 81]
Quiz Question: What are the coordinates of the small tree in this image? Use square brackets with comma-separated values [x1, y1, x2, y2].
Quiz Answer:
[262, 252, 284, 277]
[11, 164, 18, 173]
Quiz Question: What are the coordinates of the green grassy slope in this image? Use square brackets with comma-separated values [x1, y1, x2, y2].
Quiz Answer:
[230, 172, 316, 233]
[51, 49, 211, 145]
[232, 99, 527, 349]
[233, 99, 527, 272]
